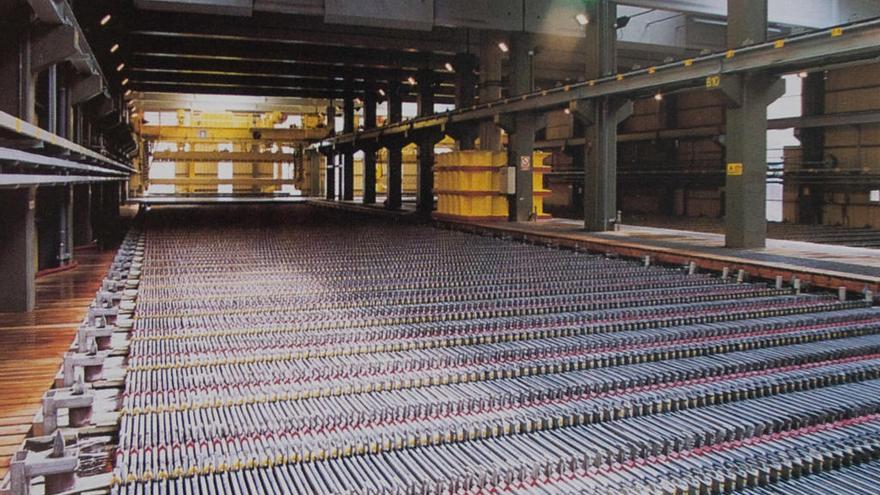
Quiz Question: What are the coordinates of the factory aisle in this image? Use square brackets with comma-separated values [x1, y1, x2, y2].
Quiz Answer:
[111, 204, 880, 494]
[0, 248, 116, 481]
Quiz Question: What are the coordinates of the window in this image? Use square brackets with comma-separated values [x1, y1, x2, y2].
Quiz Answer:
[218, 161, 233, 194]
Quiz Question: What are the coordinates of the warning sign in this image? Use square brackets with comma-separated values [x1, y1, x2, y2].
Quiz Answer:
[519, 155, 531, 172]
[726, 163, 743, 176]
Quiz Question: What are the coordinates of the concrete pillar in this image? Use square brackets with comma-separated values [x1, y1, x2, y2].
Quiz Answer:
[727, 0, 767, 48]
[0, 6, 35, 122]
[416, 68, 435, 215]
[95, 182, 121, 250]
[363, 83, 378, 204]
[507, 34, 537, 222]
[798, 72, 825, 225]
[342, 79, 355, 201]
[325, 103, 336, 200]
[73, 184, 93, 247]
[36, 187, 61, 271]
[723, 0, 780, 248]
[454, 53, 478, 150]
[582, 0, 627, 232]
[478, 34, 503, 151]
[47, 65, 58, 134]
[0, 188, 37, 312]
[387, 79, 403, 210]
[59, 185, 73, 265]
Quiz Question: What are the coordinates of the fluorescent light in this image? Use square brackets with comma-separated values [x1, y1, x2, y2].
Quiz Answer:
[498, 42, 509, 53]
[100, 14, 111, 26]
[110, 43, 119, 53]
[407, 76, 416, 85]
[654, 92, 663, 101]
[575, 13, 589, 26]
[798, 71, 809, 78]
[378, 88, 386, 97]
[444, 62, 454, 72]
[564, 108, 571, 115]
[116, 63, 125, 72]
[124, 89, 132, 97]
[121, 78, 129, 86]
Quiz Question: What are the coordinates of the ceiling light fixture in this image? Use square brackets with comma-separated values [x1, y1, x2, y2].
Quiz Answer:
[798, 71, 809, 78]
[498, 42, 509, 53]
[575, 13, 589, 26]
[407, 76, 416, 85]
[116, 63, 125, 72]
[654, 92, 663, 101]
[444, 62, 454, 72]
[378, 88, 386, 97]
[110, 43, 119, 53]
[100, 14, 111, 26]
[121, 78, 129, 86]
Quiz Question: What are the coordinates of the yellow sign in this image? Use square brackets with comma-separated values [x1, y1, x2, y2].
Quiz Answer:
[727, 163, 744, 176]
[706, 75, 721, 89]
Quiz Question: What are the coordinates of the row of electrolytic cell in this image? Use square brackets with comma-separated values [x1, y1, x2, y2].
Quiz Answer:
[123, 316, 880, 402]
[134, 274, 729, 302]
[139, 251, 635, 270]
[126, 308, 880, 360]
[739, 461, 880, 495]
[121, 337, 880, 433]
[134, 263, 686, 288]
[117, 350, 880, 456]
[111, 380, 880, 491]
[123, 311, 880, 384]
[132, 285, 786, 325]
[123, 327, 877, 410]
[129, 294, 858, 334]
[133, 276, 738, 313]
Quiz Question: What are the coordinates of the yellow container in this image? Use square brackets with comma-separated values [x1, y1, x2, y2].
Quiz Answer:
[532, 151, 552, 219]
[434, 151, 508, 221]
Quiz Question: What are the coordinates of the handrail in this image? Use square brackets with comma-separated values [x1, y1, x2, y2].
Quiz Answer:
[0, 111, 136, 174]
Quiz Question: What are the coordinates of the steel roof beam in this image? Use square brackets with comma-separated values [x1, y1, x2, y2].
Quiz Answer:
[315, 18, 880, 151]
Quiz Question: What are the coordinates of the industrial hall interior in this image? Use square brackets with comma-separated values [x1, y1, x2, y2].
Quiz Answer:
[4, 0, 880, 493]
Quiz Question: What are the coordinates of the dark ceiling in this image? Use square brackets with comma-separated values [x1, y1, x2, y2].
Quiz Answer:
[73, 1, 685, 105]
[74, 1, 480, 104]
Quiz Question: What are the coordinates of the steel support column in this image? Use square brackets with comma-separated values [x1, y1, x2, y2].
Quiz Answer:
[416, 68, 435, 215]
[798, 72, 825, 224]
[386, 79, 403, 210]
[342, 79, 355, 201]
[581, 0, 624, 232]
[478, 34, 503, 151]
[73, 184, 93, 247]
[362, 83, 377, 204]
[325, 102, 336, 200]
[0, 188, 36, 312]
